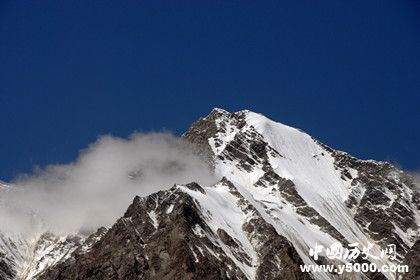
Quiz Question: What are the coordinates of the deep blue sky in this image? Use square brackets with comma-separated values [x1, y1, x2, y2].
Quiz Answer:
[0, 0, 419, 181]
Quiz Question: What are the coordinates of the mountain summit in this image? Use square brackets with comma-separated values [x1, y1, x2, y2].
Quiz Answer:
[1, 109, 419, 280]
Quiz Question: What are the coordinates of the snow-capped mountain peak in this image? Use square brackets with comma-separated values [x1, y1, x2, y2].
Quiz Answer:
[184, 109, 419, 278]
[1, 109, 419, 280]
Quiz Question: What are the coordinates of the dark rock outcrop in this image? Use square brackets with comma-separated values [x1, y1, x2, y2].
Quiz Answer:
[403, 240, 420, 280]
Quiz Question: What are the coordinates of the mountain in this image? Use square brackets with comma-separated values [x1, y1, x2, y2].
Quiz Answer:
[1, 109, 419, 279]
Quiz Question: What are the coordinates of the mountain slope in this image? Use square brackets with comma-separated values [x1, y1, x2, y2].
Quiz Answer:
[38, 181, 310, 280]
[184, 109, 419, 279]
[1, 109, 419, 279]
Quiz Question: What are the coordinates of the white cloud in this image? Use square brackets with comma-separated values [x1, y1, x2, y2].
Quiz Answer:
[0, 133, 216, 235]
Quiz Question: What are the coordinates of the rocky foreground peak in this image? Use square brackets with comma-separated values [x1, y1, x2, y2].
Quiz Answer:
[1, 109, 419, 279]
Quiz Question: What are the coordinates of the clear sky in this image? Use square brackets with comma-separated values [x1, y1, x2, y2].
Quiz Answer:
[0, 0, 419, 181]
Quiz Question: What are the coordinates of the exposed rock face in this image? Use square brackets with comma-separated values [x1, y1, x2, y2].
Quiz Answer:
[403, 240, 420, 280]
[329, 149, 419, 258]
[0, 252, 15, 280]
[1, 108, 419, 280]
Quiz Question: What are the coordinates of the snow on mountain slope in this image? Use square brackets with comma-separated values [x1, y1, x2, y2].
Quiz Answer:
[0, 229, 81, 280]
[0, 183, 106, 280]
[184, 108, 420, 279]
[178, 181, 259, 279]
[241, 111, 379, 242]
[0, 225, 106, 280]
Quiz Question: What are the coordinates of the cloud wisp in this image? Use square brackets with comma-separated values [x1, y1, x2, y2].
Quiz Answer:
[0, 133, 215, 235]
